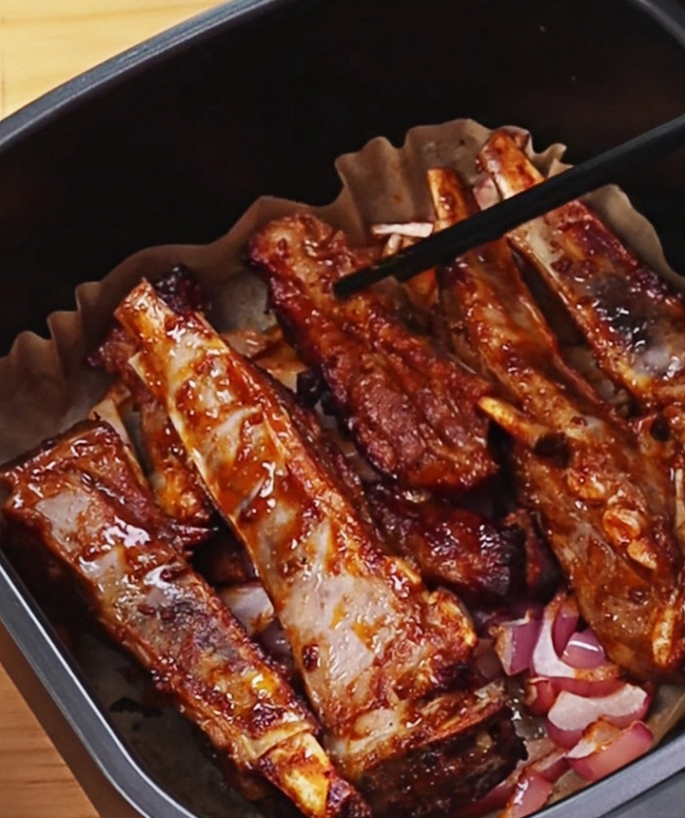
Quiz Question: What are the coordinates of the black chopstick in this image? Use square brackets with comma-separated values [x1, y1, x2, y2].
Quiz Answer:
[333, 113, 685, 298]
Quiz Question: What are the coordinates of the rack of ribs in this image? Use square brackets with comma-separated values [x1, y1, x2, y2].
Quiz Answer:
[0, 420, 370, 818]
[479, 130, 685, 425]
[429, 166, 685, 683]
[247, 214, 498, 495]
[90, 266, 215, 532]
[115, 280, 524, 817]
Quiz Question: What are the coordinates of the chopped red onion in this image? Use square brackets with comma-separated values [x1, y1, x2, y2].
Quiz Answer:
[492, 610, 541, 676]
[531, 594, 618, 688]
[562, 630, 606, 670]
[525, 677, 558, 716]
[502, 769, 553, 818]
[552, 595, 579, 654]
[547, 684, 651, 748]
[535, 748, 569, 783]
[461, 777, 514, 817]
[567, 720, 653, 782]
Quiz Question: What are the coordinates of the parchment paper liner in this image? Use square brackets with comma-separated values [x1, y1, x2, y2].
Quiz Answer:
[1, 118, 685, 815]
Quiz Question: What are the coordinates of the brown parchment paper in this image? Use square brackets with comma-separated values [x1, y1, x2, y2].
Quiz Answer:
[2, 118, 685, 816]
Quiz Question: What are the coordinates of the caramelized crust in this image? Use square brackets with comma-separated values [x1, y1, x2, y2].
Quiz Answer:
[366, 483, 518, 603]
[116, 281, 523, 815]
[247, 214, 497, 494]
[91, 267, 215, 529]
[432, 168, 685, 682]
[480, 130, 685, 412]
[0, 421, 369, 818]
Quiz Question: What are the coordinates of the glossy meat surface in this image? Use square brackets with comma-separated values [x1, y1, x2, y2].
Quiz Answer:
[480, 130, 685, 411]
[92, 268, 215, 529]
[366, 483, 518, 603]
[0, 421, 369, 818]
[247, 214, 497, 494]
[432, 168, 685, 682]
[233, 320, 527, 606]
[116, 281, 524, 815]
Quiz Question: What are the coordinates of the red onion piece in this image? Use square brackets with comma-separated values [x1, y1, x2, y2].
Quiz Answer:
[531, 593, 618, 686]
[492, 610, 541, 676]
[535, 749, 569, 783]
[546, 719, 583, 749]
[468, 741, 567, 818]
[552, 676, 623, 698]
[525, 677, 558, 716]
[567, 720, 653, 782]
[461, 777, 514, 817]
[562, 630, 606, 670]
[552, 595, 579, 655]
[547, 684, 651, 749]
[502, 769, 553, 818]
[525, 675, 623, 720]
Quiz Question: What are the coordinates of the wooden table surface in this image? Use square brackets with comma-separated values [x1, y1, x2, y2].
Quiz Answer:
[0, 4, 225, 814]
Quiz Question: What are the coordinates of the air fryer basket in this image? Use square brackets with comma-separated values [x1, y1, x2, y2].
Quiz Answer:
[0, 1, 684, 817]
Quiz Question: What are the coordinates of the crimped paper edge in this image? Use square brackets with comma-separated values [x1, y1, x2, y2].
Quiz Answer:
[1, 116, 684, 815]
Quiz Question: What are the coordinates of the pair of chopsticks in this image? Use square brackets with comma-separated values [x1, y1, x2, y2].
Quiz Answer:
[334, 113, 685, 299]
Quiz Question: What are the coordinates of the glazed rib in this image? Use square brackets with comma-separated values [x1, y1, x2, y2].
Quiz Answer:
[431, 167, 685, 682]
[247, 214, 497, 494]
[91, 267, 215, 529]
[244, 336, 520, 604]
[239, 325, 521, 605]
[479, 130, 685, 413]
[365, 482, 519, 603]
[0, 421, 369, 818]
[116, 280, 524, 816]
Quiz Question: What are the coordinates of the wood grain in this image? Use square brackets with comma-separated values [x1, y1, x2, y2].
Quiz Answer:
[0, 672, 98, 818]
[0, 0, 224, 118]
[0, 4, 226, 814]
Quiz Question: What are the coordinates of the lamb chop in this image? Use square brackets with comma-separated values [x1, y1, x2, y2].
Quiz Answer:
[429, 166, 685, 683]
[115, 279, 524, 817]
[0, 420, 368, 818]
[247, 214, 497, 495]
[479, 130, 685, 436]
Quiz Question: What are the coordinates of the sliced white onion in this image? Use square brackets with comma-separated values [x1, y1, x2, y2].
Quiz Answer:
[370, 221, 434, 239]
[492, 610, 541, 676]
[562, 630, 606, 670]
[567, 720, 653, 782]
[547, 684, 651, 748]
